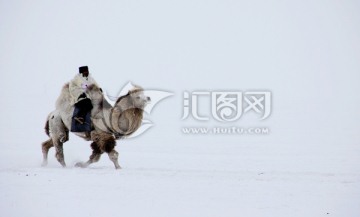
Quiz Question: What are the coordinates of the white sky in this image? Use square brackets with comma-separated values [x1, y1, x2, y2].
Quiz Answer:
[0, 0, 359, 149]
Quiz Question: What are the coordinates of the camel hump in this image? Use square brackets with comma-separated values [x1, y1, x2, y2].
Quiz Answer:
[62, 82, 101, 95]
[87, 83, 102, 92]
[55, 81, 108, 111]
[54, 83, 71, 108]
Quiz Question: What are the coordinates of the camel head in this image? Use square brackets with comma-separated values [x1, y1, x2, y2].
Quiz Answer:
[115, 86, 151, 111]
[109, 85, 151, 137]
[129, 86, 151, 109]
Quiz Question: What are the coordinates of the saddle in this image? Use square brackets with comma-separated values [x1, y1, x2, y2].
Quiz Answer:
[71, 97, 93, 132]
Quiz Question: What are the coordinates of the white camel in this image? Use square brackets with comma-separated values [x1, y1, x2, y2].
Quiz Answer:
[41, 83, 150, 169]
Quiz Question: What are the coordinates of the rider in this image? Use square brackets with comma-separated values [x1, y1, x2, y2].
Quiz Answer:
[69, 66, 99, 126]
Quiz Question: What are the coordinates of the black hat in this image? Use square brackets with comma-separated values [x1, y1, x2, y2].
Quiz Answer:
[79, 66, 89, 74]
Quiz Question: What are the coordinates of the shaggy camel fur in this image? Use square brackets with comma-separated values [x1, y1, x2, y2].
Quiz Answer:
[41, 83, 150, 169]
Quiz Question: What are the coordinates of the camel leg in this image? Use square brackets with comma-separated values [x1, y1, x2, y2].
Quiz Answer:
[52, 133, 68, 167]
[108, 150, 121, 169]
[54, 140, 66, 167]
[75, 148, 102, 168]
[89, 131, 120, 169]
[86, 152, 102, 165]
[41, 139, 54, 167]
[75, 152, 101, 168]
[75, 142, 102, 168]
[48, 113, 68, 168]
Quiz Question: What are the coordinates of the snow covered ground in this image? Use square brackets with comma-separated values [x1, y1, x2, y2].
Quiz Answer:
[1, 134, 359, 217]
[1, 1, 360, 217]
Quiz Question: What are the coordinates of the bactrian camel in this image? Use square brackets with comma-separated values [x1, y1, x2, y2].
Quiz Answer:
[41, 83, 150, 169]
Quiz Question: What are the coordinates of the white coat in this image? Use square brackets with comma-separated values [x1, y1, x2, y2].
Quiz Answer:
[69, 73, 99, 105]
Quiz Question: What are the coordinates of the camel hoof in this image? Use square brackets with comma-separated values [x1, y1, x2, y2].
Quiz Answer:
[41, 161, 48, 167]
[75, 162, 87, 168]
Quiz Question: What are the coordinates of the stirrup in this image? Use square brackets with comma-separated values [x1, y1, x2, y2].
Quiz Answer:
[74, 117, 84, 124]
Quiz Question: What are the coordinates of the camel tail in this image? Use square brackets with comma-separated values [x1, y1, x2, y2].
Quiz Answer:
[45, 119, 50, 137]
